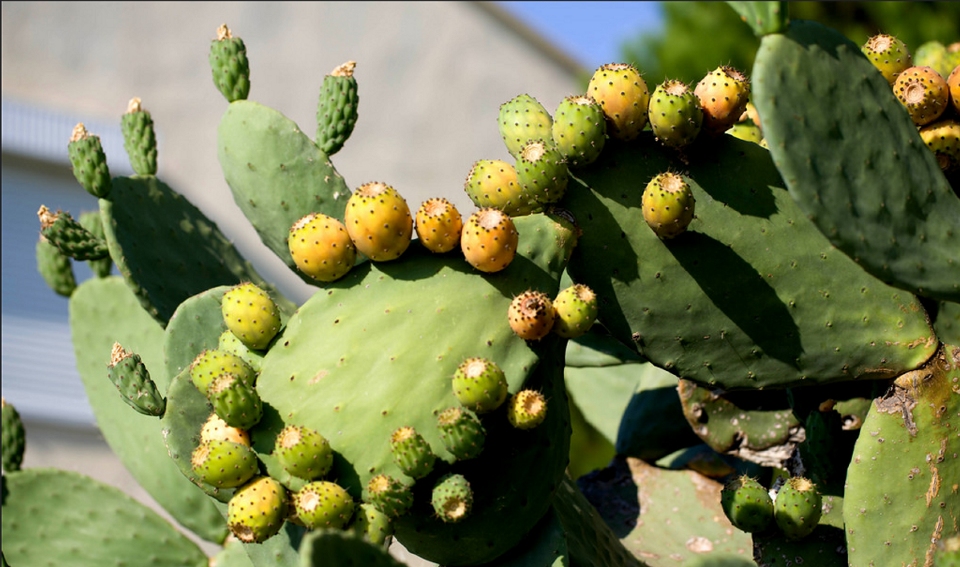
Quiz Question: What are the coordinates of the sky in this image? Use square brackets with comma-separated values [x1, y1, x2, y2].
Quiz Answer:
[497, 2, 664, 72]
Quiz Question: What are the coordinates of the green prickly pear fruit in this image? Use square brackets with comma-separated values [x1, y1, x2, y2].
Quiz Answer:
[587, 63, 650, 141]
[200, 412, 250, 447]
[507, 289, 556, 341]
[914, 40, 960, 80]
[919, 118, 960, 172]
[498, 94, 554, 160]
[452, 357, 508, 414]
[460, 208, 519, 273]
[274, 424, 334, 480]
[648, 80, 703, 149]
[720, 475, 774, 534]
[774, 476, 822, 540]
[861, 34, 913, 85]
[77, 211, 112, 278]
[948, 65, 960, 112]
[515, 139, 568, 207]
[217, 330, 264, 373]
[190, 438, 258, 489]
[189, 349, 256, 396]
[221, 282, 281, 351]
[365, 474, 414, 518]
[436, 406, 485, 461]
[36, 236, 76, 297]
[209, 24, 250, 103]
[37, 205, 109, 261]
[351, 503, 394, 546]
[344, 182, 414, 262]
[316, 60, 359, 156]
[120, 97, 158, 176]
[552, 284, 598, 339]
[431, 473, 473, 524]
[415, 197, 463, 254]
[227, 476, 288, 543]
[67, 123, 111, 198]
[506, 389, 547, 430]
[551, 95, 606, 167]
[293, 480, 355, 530]
[288, 212, 357, 283]
[463, 159, 536, 216]
[2, 398, 26, 473]
[208, 373, 263, 430]
[389, 426, 436, 480]
[694, 66, 751, 136]
[894, 66, 949, 126]
[107, 343, 166, 417]
[641, 172, 696, 239]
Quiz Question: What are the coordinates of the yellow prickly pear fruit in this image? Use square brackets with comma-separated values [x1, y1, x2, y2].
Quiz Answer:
[694, 66, 751, 135]
[221, 282, 281, 351]
[641, 172, 696, 239]
[415, 198, 463, 254]
[200, 412, 250, 447]
[460, 208, 519, 273]
[227, 476, 288, 543]
[947, 65, 960, 113]
[463, 159, 534, 216]
[861, 34, 913, 85]
[288, 212, 357, 282]
[552, 284, 598, 339]
[918, 118, 960, 172]
[587, 63, 650, 141]
[344, 182, 413, 261]
[894, 66, 949, 126]
[506, 389, 548, 430]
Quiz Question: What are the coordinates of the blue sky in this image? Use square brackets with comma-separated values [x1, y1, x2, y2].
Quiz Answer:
[497, 2, 664, 71]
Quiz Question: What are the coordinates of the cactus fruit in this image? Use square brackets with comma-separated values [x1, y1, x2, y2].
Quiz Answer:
[207, 373, 263, 430]
[648, 80, 704, 149]
[894, 66, 949, 126]
[344, 182, 414, 262]
[919, 118, 960, 172]
[551, 284, 598, 339]
[861, 34, 913, 85]
[436, 406, 486, 460]
[121, 97, 158, 176]
[506, 389, 547, 430]
[316, 60, 359, 156]
[189, 349, 256, 395]
[293, 480, 355, 530]
[351, 502, 394, 546]
[36, 236, 77, 297]
[774, 476, 822, 540]
[77, 211, 112, 279]
[515, 139, 568, 207]
[217, 329, 265, 373]
[460, 208, 519, 273]
[389, 426, 437, 480]
[227, 476, 288, 543]
[415, 197, 463, 254]
[209, 24, 250, 103]
[221, 282, 281, 351]
[107, 343, 166, 417]
[199, 412, 250, 446]
[2, 398, 26, 473]
[498, 94, 554, 160]
[508, 290, 556, 341]
[935, 534, 960, 567]
[67, 123, 111, 198]
[641, 172, 696, 239]
[190, 438, 258, 488]
[288, 212, 357, 283]
[365, 474, 414, 518]
[914, 40, 960, 80]
[720, 475, 775, 534]
[948, 65, 960, 112]
[37, 206, 109, 261]
[452, 357, 509, 414]
[587, 63, 650, 141]
[431, 473, 473, 523]
[552, 95, 607, 167]
[463, 159, 535, 216]
[274, 424, 334, 480]
[694, 66, 751, 135]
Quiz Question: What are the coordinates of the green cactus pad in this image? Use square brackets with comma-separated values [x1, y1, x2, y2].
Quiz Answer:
[67, 123, 112, 198]
[299, 529, 405, 567]
[121, 97, 158, 176]
[474, 506, 568, 567]
[77, 210, 113, 278]
[752, 20, 960, 303]
[217, 99, 350, 279]
[726, 1, 788, 36]
[563, 133, 938, 390]
[1, 398, 25, 473]
[1, 468, 207, 567]
[316, 61, 359, 156]
[753, 524, 847, 567]
[35, 237, 77, 297]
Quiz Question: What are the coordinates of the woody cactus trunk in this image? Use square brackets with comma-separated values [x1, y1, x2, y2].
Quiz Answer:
[4, 3, 960, 567]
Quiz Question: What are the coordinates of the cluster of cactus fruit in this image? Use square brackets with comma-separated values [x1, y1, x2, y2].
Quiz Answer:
[4, 3, 960, 567]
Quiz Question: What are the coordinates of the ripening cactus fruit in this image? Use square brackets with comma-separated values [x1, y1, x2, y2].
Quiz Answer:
[288, 212, 357, 283]
[460, 208, 519, 273]
[508, 290, 556, 341]
[861, 34, 913, 85]
[209, 24, 250, 103]
[191, 438, 259, 488]
[107, 343, 166, 416]
[431, 473, 473, 523]
[774, 476, 822, 540]
[316, 60, 359, 156]
[37, 205, 109, 262]
[36, 236, 76, 297]
[515, 139, 568, 207]
[390, 426, 437, 480]
[274, 424, 334, 480]
[415, 197, 463, 254]
[217, 329, 265, 373]
[506, 389, 548, 430]
[694, 66, 751, 135]
[648, 80, 704, 149]
[227, 476, 288, 543]
[947, 65, 960, 113]
[208, 373, 263, 430]
[498, 94, 554, 160]
[293, 480, 355, 530]
[120, 97, 158, 176]
[221, 282, 281, 351]
[463, 159, 535, 216]
[351, 503, 394, 546]
[552, 284, 598, 339]
[189, 349, 256, 396]
[452, 357, 509, 414]
[67, 123, 111, 198]
[720, 475, 774, 534]
[894, 66, 949, 126]
[641, 172, 696, 239]
[344, 182, 414, 262]
[919, 118, 960, 172]
[436, 406, 486, 461]
[365, 474, 414, 518]
[587, 63, 650, 141]
[552, 95, 606, 167]
[2, 398, 26, 473]
[200, 412, 250, 447]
